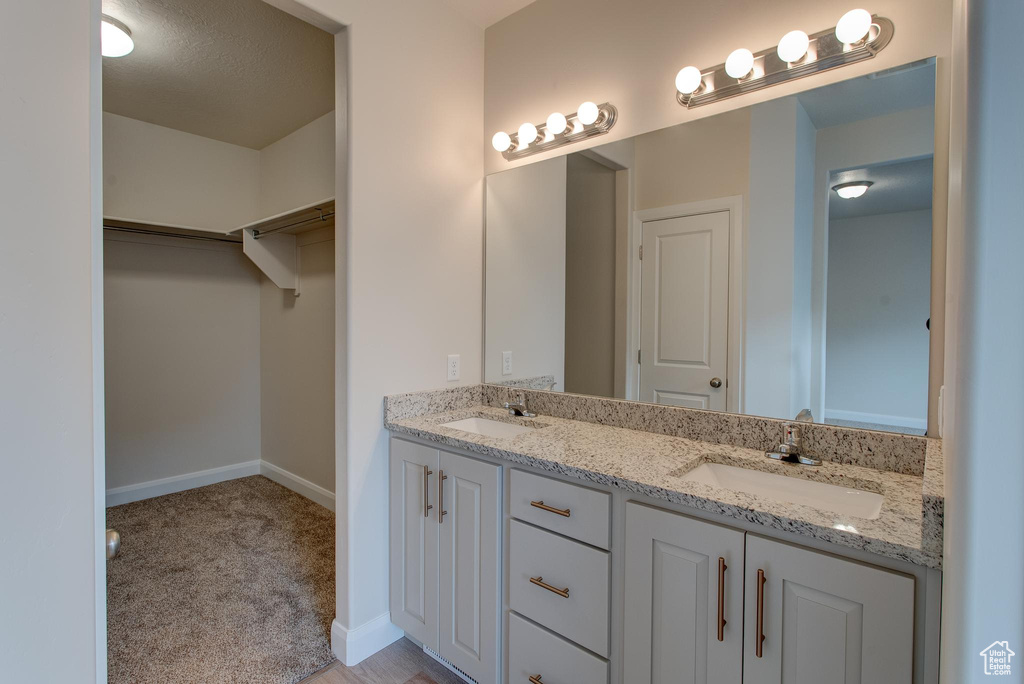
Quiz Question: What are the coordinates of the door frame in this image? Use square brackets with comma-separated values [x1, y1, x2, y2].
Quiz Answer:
[628, 196, 744, 413]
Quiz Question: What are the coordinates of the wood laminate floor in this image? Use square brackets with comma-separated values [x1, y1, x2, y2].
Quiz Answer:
[298, 638, 465, 684]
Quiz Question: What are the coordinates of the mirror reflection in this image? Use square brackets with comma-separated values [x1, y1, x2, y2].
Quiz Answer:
[485, 59, 936, 435]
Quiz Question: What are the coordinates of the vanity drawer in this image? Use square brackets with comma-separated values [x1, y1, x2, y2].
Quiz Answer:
[509, 469, 611, 549]
[509, 520, 610, 656]
[508, 611, 608, 684]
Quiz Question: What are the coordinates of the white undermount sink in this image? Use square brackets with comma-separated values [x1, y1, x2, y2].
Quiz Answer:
[681, 462, 884, 520]
[441, 417, 536, 439]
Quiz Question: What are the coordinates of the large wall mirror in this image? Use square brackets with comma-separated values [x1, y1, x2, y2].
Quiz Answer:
[485, 58, 939, 436]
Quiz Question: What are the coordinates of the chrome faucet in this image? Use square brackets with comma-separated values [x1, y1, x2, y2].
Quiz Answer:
[766, 422, 821, 466]
[504, 393, 536, 418]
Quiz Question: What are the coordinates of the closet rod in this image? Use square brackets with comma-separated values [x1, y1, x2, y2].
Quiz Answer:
[252, 209, 335, 240]
[103, 224, 240, 244]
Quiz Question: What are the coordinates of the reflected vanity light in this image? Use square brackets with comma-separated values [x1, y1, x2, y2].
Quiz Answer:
[674, 10, 892, 109]
[491, 101, 618, 161]
[833, 181, 873, 199]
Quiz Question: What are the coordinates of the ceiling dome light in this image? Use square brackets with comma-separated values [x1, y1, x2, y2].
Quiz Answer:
[832, 181, 873, 199]
[546, 112, 568, 135]
[777, 30, 810, 63]
[518, 122, 538, 146]
[725, 48, 754, 79]
[577, 101, 600, 126]
[835, 9, 873, 44]
[675, 66, 703, 94]
[491, 131, 512, 152]
[101, 15, 134, 57]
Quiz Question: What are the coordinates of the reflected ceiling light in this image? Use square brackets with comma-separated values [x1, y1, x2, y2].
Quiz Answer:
[101, 14, 134, 57]
[546, 112, 568, 135]
[725, 48, 754, 79]
[491, 131, 512, 152]
[577, 101, 600, 126]
[777, 30, 810, 63]
[836, 9, 873, 44]
[517, 122, 538, 146]
[833, 181, 873, 199]
[675, 66, 703, 95]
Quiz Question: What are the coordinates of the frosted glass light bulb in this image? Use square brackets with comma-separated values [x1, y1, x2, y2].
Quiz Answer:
[675, 66, 703, 94]
[725, 48, 754, 79]
[101, 15, 134, 57]
[777, 30, 810, 63]
[836, 9, 872, 44]
[546, 112, 568, 135]
[577, 101, 600, 126]
[491, 131, 512, 152]
[518, 122, 538, 145]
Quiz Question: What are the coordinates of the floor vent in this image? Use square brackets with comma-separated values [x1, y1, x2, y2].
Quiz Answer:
[422, 645, 477, 684]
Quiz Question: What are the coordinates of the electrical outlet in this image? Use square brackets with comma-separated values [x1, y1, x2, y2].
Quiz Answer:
[447, 354, 460, 382]
[502, 351, 513, 376]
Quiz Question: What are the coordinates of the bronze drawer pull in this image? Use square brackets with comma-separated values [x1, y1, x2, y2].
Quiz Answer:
[528, 676, 543, 684]
[438, 470, 448, 523]
[529, 576, 569, 598]
[717, 557, 727, 642]
[755, 568, 766, 657]
[423, 465, 433, 518]
[530, 500, 571, 517]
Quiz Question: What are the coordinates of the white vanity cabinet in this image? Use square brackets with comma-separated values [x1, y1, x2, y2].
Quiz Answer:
[389, 438, 502, 684]
[623, 502, 745, 684]
[743, 534, 915, 684]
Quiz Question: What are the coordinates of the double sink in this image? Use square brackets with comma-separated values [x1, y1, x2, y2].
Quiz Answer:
[441, 416, 883, 521]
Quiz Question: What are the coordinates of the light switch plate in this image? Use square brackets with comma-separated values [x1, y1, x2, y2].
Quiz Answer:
[447, 354, 460, 381]
[502, 351, 512, 376]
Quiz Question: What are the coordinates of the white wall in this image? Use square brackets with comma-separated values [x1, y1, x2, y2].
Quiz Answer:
[258, 111, 336, 217]
[825, 209, 931, 426]
[260, 227, 336, 494]
[485, 157, 566, 389]
[485, 0, 953, 176]
[0, 0, 104, 680]
[103, 234, 262, 491]
[103, 112, 262, 231]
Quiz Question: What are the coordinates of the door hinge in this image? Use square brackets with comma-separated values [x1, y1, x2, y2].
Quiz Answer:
[639, 244, 643, 260]
[637, 349, 641, 365]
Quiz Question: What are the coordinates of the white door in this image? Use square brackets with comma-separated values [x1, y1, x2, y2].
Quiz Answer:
[623, 502, 745, 684]
[389, 438, 440, 650]
[438, 451, 502, 684]
[743, 535, 915, 684]
[640, 210, 730, 410]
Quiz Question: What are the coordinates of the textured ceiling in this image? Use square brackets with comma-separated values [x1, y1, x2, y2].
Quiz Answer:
[830, 157, 934, 221]
[441, 0, 538, 28]
[797, 60, 935, 130]
[102, 0, 334, 149]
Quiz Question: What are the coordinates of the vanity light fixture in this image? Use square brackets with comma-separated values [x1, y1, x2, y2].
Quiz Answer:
[491, 101, 618, 161]
[101, 14, 134, 57]
[832, 181, 873, 199]
[675, 10, 893, 109]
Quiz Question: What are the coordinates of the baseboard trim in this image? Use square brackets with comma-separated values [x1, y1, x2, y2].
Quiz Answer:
[824, 408, 927, 431]
[331, 614, 404, 666]
[106, 460, 336, 509]
[105, 460, 261, 506]
[260, 460, 336, 511]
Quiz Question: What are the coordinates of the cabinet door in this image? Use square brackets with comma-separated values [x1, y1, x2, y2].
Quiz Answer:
[389, 438, 439, 650]
[438, 451, 502, 684]
[623, 502, 745, 684]
[743, 535, 915, 684]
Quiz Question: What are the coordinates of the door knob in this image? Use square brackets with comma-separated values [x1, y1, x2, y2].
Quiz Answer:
[710, 377, 722, 388]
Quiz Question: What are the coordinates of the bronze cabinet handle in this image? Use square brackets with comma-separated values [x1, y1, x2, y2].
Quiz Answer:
[530, 500, 571, 517]
[755, 569, 766, 657]
[438, 470, 448, 523]
[717, 557, 727, 642]
[529, 576, 569, 598]
[423, 465, 433, 518]
[529, 676, 543, 684]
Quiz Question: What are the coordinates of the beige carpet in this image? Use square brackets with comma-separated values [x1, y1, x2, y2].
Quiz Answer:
[107, 476, 335, 684]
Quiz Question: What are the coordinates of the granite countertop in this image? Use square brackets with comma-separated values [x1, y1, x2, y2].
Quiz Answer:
[386, 403, 943, 570]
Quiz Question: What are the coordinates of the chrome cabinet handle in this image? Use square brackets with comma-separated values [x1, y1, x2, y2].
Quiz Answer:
[717, 557, 727, 641]
[530, 500, 571, 517]
[423, 465, 433, 518]
[529, 576, 569, 598]
[438, 470, 448, 523]
[710, 377, 723, 388]
[756, 568, 766, 657]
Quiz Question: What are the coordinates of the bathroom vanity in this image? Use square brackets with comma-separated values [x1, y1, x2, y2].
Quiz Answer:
[386, 385, 943, 684]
